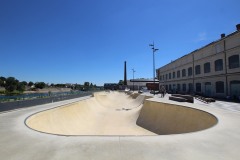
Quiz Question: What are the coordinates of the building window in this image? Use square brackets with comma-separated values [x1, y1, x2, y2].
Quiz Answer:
[215, 59, 223, 71]
[165, 85, 168, 91]
[216, 81, 224, 93]
[166, 74, 168, 80]
[182, 84, 186, 92]
[230, 81, 240, 98]
[177, 70, 180, 78]
[160, 76, 162, 81]
[229, 55, 239, 69]
[195, 65, 201, 75]
[204, 62, 211, 73]
[169, 73, 171, 79]
[173, 72, 175, 79]
[162, 75, 164, 80]
[188, 67, 192, 76]
[182, 69, 186, 77]
[188, 83, 193, 93]
[173, 84, 176, 91]
[177, 84, 181, 91]
[196, 83, 201, 92]
[169, 84, 172, 90]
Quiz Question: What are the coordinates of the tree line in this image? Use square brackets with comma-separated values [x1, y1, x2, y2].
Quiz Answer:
[0, 76, 98, 95]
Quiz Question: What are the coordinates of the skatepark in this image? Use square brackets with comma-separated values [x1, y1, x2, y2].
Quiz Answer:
[1, 91, 240, 160]
[25, 92, 217, 136]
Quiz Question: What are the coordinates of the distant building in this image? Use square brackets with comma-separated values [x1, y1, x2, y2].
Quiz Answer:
[104, 83, 119, 90]
[127, 78, 159, 91]
[157, 24, 240, 99]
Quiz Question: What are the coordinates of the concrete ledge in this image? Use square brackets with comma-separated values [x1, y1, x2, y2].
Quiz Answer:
[169, 96, 187, 102]
[205, 98, 216, 102]
[195, 95, 216, 103]
[171, 94, 194, 103]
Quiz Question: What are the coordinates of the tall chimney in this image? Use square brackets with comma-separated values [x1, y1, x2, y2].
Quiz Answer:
[124, 61, 127, 85]
[236, 24, 240, 31]
[221, 33, 225, 38]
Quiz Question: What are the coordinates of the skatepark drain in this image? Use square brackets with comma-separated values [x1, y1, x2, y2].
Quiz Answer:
[25, 92, 218, 136]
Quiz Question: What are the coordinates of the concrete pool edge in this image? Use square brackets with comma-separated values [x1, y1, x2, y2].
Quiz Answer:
[24, 91, 218, 136]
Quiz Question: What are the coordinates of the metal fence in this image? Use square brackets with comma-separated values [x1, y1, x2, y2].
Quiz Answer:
[0, 92, 93, 112]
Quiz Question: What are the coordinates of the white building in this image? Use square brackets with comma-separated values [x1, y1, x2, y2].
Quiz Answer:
[157, 24, 240, 99]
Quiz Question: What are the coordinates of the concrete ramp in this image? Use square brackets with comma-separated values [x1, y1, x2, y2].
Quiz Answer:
[93, 91, 148, 110]
[122, 95, 151, 110]
[137, 100, 218, 135]
[93, 91, 132, 108]
[26, 91, 155, 136]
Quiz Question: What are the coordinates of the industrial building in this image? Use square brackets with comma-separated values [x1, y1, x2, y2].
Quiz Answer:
[127, 78, 159, 91]
[157, 24, 240, 99]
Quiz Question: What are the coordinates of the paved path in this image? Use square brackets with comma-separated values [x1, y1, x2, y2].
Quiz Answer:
[196, 99, 240, 113]
[1, 94, 240, 160]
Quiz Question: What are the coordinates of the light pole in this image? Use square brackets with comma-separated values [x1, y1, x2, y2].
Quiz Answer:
[149, 42, 158, 95]
[132, 68, 136, 91]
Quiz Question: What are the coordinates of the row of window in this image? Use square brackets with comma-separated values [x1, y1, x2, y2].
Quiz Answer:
[160, 54, 240, 81]
[164, 81, 225, 93]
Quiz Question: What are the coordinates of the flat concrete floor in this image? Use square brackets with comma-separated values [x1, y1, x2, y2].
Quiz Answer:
[1, 94, 240, 160]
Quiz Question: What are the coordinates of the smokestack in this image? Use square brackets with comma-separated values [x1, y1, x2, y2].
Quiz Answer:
[236, 24, 240, 31]
[221, 33, 225, 38]
[124, 61, 127, 85]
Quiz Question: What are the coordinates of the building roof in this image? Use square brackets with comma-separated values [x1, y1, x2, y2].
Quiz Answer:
[129, 78, 159, 82]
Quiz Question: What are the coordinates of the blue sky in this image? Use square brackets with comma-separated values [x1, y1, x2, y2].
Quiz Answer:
[0, 0, 239, 86]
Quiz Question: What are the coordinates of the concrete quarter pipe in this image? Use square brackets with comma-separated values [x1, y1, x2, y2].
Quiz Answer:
[25, 91, 217, 136]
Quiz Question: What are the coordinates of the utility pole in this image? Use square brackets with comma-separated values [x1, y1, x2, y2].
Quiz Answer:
[149, 42, 159, 95]
[132, 68, 136, 91]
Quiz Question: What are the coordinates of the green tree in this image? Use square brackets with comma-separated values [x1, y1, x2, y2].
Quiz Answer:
[21, 81, 28, 86]
[118, 80, 124, 85]
[35, 82, 46, 89]
[84, 82, 89, 87]
[17, 82, 25, 92]
[28, 81, 34, 86]
[55, 83, 65, 88]
[0, 77, 6, 87]
[0, 79, 4, 87]
[5, 77, 18, 92]
[83, 82, 90, 91]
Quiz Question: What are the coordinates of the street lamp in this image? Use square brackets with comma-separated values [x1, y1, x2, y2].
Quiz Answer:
[132, 68, 136, 91]
[149, 42, 158, 95]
